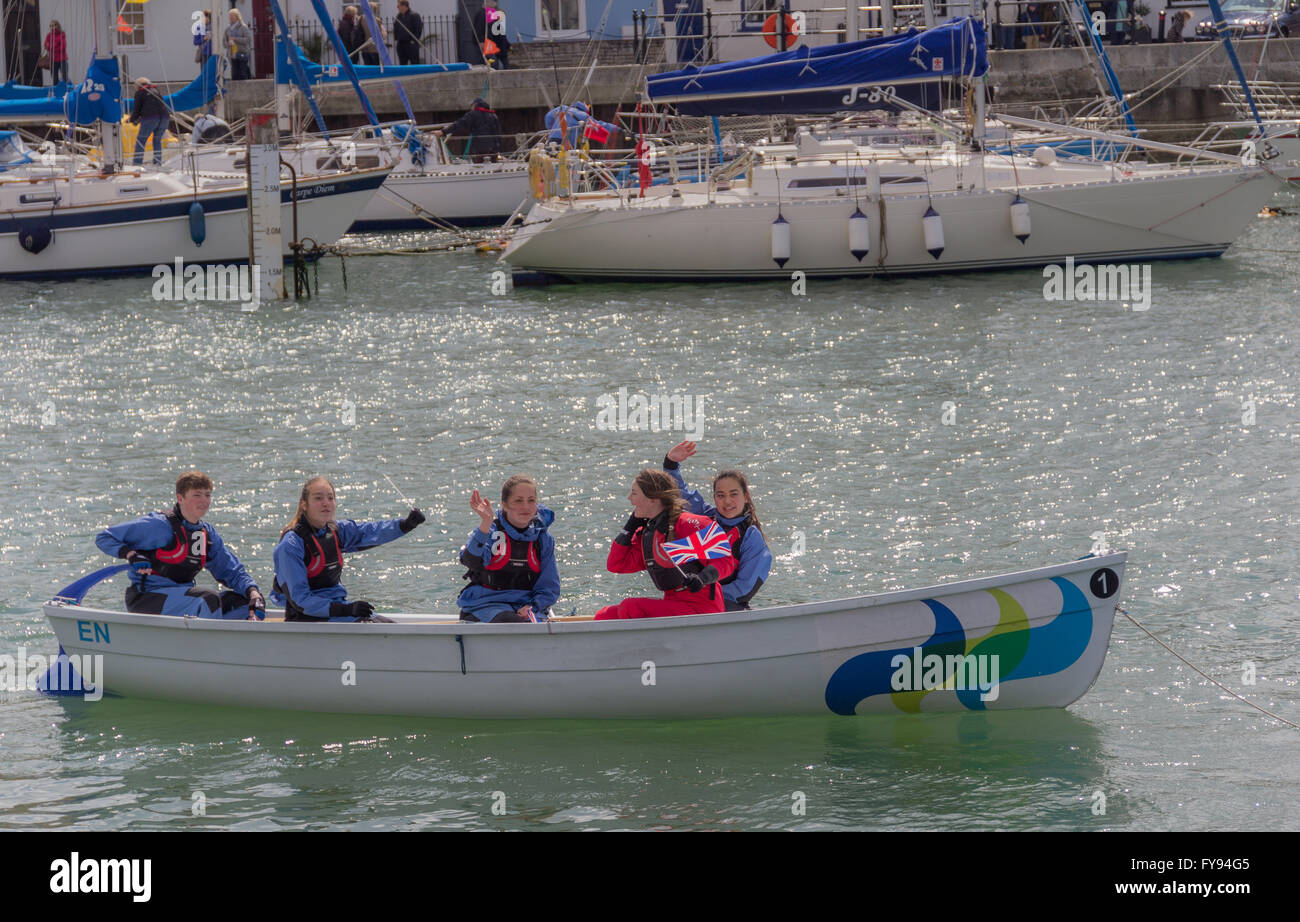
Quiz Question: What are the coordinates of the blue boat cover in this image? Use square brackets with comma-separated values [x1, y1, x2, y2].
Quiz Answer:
[0, 130, 35, 170]
[0, 57, 123, 125]
[274, 37, 468, 85]
[134, 55, 222, 114]
[0, 80, 74, 100]
[647, 18, 988, 117]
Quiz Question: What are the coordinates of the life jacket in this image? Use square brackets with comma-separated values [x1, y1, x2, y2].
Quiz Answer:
[274, 522, 344, 620]
[463, 521, 542, 592]
[717, 515, 763, 608]
[641, 513, 713, 595]
[142, 505, 207, 584]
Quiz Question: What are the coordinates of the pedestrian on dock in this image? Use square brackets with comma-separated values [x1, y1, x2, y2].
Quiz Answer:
[394, 0, 423, 65]
[339, 6, 366, 63]
[271, 476, 426, 623]
[225, 8, 252, 80]
[474, 0, 511, 70]
[194, 10, 212, 66]
[1017, 2, 1045, 49]
[95, 471, 266, 620]
[360, 2, 386, 66]
[662, 441, 772, 612]
[43, 20, 68, 86]
[434, 97, 502, 161]
[128, 76, 170, 167]
[457, 476, 560, 623]
[593, 469, 736, 621]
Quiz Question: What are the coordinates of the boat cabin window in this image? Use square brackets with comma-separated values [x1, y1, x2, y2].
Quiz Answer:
[116, 186, 152, 196]
[19, 192, 61, 204]
[314, 155, 382, 171]
[788, 176, 867, 189]
[786, 175, 925, 189]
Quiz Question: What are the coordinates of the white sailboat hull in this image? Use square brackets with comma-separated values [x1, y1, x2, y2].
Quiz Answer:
[505, 166, 1275, 282]
[44, 554, 1126, 719]
[0, 166, 390, 278]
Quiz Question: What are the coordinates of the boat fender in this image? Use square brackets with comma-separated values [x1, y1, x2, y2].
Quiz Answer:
[1032, 146, 1056, 166]
[922, 206, 944, 260]
[848, 207, 869, 261]
[1009, 194, 1031, 244]
[18, 222, 52, 255]
[188, 201, 206, 247]
[771, 212, 791, 268]
[867, 161, 881, 201]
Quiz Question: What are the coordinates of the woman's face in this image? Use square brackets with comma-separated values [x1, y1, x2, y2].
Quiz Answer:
[502, 484, 538, 530]
[628, 482, 664, 519]
[712, 476, 748, 520]
[304, 482, 337, 529]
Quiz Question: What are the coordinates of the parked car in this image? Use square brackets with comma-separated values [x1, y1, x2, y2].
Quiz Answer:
[1196, 0, 1300, 37]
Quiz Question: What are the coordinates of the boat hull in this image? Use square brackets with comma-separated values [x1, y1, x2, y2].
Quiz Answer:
[503, 167, 1275, 283]
[350, 163, 530, 231]
[0, 167, 389, 279]
[44, 554, 1125, 719]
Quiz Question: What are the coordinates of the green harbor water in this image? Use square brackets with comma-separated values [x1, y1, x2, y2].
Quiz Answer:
[1, 190, 1298, 830]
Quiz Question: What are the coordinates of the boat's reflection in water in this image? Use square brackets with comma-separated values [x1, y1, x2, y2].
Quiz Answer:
[48, 697, 1114, 830]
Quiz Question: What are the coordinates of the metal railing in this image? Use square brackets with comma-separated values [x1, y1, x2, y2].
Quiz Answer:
[631, 3, 941, 65]
[249, 14, 461, 77]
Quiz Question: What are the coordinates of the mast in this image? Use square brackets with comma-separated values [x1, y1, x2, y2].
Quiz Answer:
[95, 0, 122, 171]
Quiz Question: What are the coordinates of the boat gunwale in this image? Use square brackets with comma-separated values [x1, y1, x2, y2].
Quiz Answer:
[44, 551, 1127, 638]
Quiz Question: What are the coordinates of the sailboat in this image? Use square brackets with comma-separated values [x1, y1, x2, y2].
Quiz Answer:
[503, 18, 1280, 284]
[257, 3, 529, 232]
[0, 3, 391, 280]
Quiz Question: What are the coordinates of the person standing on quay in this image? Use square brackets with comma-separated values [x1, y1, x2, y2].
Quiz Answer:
[225, 8, 253, 80]
[394, 0, 423, 65]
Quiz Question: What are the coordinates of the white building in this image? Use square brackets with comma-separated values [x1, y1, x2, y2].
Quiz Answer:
[0, 1, 462, 90]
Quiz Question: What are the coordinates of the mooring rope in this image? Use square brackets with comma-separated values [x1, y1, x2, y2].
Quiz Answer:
[1118, 605, 1300, 731]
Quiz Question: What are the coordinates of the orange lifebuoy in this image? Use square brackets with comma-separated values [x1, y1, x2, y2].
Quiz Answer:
[762, 12, 800, 49]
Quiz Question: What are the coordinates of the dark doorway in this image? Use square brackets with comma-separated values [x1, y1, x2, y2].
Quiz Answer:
[4, 0, 44, 86]
[252, 0, 273, 78]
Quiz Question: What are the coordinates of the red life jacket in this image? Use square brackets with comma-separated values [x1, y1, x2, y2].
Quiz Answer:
[297, 522, 344, 589]
[143, 506, 207, 583]
[463, 525, 541, 592]
[641, 512, 714, 595]
[274, 522, 345, 621]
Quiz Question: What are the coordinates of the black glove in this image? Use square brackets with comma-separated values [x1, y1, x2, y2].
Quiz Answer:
[683, 565, 719, 592]
[616, 513, 647, 545]
[400, 508, 426, 533]
[122, 549, 152, 575]
[330, 600, 375, 621]
[247, 588, 265, 611]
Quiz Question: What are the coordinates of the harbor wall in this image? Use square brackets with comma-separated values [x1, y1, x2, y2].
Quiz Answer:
[209, 37, 1300, 140]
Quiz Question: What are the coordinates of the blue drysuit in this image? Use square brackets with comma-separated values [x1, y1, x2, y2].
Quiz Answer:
[457, 506, 559, 621]
[270, 518, 406, 621]
[545, 103, 618, 147]
[95, 509, 260, 619]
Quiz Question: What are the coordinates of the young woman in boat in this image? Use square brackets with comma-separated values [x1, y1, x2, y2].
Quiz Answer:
[594, 469, 737, 620]
[95, 470, 265, 620]
[662, 440, 772, 611]
[457, 475, 560, 623]
[271, 476, 425, 623]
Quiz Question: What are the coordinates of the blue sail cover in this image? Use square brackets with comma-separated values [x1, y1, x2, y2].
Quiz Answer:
[124, 56, 222, 114]
[0, 80, 74, 100]
[274, 36, 468, 85]
[0, 57, 122, 125]
[647, 18, 987, 117]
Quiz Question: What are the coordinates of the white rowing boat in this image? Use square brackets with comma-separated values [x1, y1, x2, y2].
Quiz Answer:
[40, 552, 1126, 719]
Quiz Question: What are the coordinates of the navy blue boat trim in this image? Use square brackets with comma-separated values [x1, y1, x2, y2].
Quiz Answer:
[0, 170, 387, 235]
